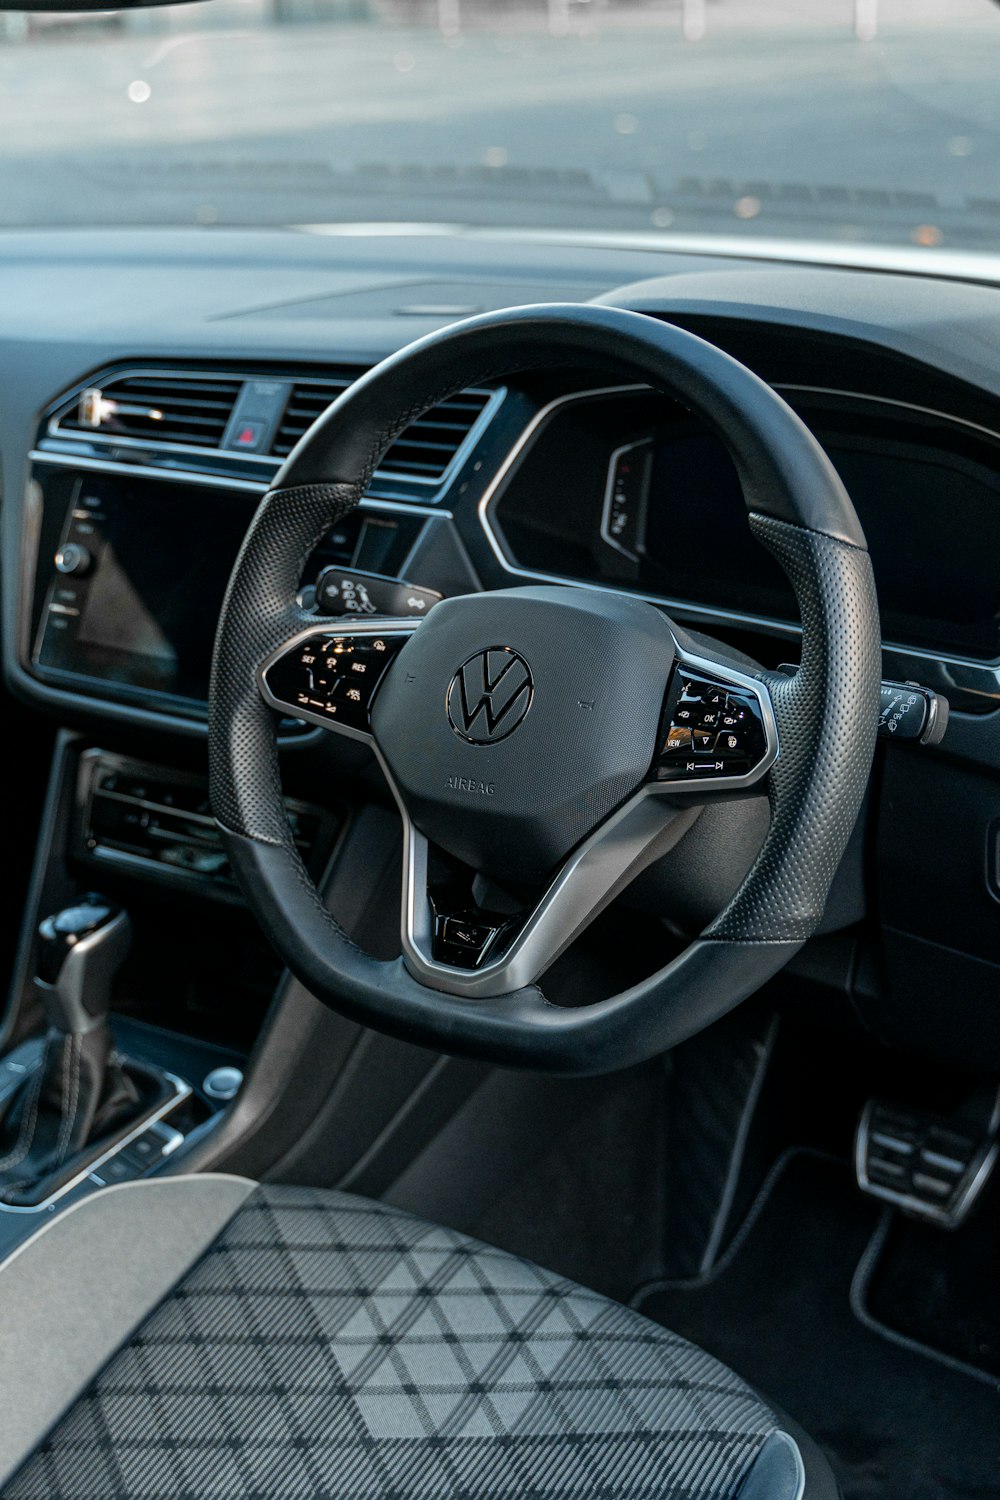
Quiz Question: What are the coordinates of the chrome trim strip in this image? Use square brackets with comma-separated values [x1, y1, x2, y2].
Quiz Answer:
[391, 777, 695, 998]
[32, 450, 267, 495]
[477, 383, 644, 574]
[0, 1072, 192, 1216]
[45, 367, 506, 497]
[778, 383, 1000, 447]
[885, 648, 1000, 706]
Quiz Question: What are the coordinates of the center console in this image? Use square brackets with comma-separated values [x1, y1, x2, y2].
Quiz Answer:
[3, 368, 468, 1207]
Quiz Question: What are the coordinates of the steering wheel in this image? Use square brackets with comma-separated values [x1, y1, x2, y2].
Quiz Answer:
[209, 305, 880, 1076]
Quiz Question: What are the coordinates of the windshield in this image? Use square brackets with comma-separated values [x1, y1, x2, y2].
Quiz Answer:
[1, 0, 998, 251]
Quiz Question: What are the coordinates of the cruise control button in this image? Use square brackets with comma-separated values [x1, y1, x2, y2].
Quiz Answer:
[263, 627, 414, 731]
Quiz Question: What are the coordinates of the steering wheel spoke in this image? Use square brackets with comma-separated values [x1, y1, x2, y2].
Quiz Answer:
[650, 640, 779, 797]
[258, 617, 419, 742]
[393, 783, 698, 998]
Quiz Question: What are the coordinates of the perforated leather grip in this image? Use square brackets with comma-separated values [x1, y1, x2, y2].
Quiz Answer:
[707, 516, 881, 942]
[210, 480, 361, 845]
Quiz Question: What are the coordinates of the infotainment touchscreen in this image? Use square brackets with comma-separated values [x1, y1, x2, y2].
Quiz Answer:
[35, 474, 260, 706]
[32, 467, 413, 713]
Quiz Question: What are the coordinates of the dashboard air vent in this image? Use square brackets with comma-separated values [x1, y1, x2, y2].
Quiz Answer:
[271, 377, 492, 481]
[52, 366, 495, 486]
[61, 372, 243, 449]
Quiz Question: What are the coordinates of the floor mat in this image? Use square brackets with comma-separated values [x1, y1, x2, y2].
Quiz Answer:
[634, 1152, 1000, 1500]
[859, 1160, 1000, 1382]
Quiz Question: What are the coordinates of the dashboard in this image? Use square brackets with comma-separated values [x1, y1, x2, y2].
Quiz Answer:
[1, 226, 998, 1069]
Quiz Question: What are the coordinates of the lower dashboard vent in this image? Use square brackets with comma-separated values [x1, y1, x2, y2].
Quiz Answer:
[271, 377, 493, 481]
[61, 372, 243, 449]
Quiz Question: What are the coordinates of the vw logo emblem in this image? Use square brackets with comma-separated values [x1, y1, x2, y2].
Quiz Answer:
[446, 647, 534, 745]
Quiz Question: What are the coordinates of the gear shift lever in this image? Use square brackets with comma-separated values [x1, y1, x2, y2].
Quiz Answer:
[0, 894, 141, 1205]
[36, 895, 132, 1033]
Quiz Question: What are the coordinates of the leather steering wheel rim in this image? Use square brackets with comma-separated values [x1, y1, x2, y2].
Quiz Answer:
[208, 304, 880, 1076]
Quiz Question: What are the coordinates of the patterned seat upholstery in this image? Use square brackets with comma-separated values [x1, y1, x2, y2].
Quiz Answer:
[8, 1185, 780, 1499]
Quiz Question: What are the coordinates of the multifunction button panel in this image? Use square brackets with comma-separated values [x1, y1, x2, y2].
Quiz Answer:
[654, 669, 769, 783]
[261, 626, 412, 734]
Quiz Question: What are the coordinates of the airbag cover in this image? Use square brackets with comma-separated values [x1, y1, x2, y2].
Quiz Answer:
[371, 586, 674, 882]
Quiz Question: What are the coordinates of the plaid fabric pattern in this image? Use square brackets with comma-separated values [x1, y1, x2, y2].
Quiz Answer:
[9, 1186, 775, 1499]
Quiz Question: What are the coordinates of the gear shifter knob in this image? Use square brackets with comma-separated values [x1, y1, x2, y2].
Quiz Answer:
[36, 894, 131, 1034]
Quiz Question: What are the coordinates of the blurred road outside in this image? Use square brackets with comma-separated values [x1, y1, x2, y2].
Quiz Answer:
[0, 0, 998, 249]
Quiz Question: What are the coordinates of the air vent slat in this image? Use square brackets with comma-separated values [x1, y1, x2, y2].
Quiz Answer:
[119, 396, 237, 413]
[388, 437, 466, 455]
[119, 378, 239, 397]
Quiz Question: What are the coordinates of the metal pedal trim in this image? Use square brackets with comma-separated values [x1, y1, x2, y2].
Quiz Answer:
[855, 1097, 999, 1229]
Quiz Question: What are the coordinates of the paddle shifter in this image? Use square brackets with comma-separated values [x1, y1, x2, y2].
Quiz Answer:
[0, 894, 142, 1204]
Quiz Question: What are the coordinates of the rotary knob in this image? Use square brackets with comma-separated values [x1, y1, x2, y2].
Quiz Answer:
[54, 542, 92, 577]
